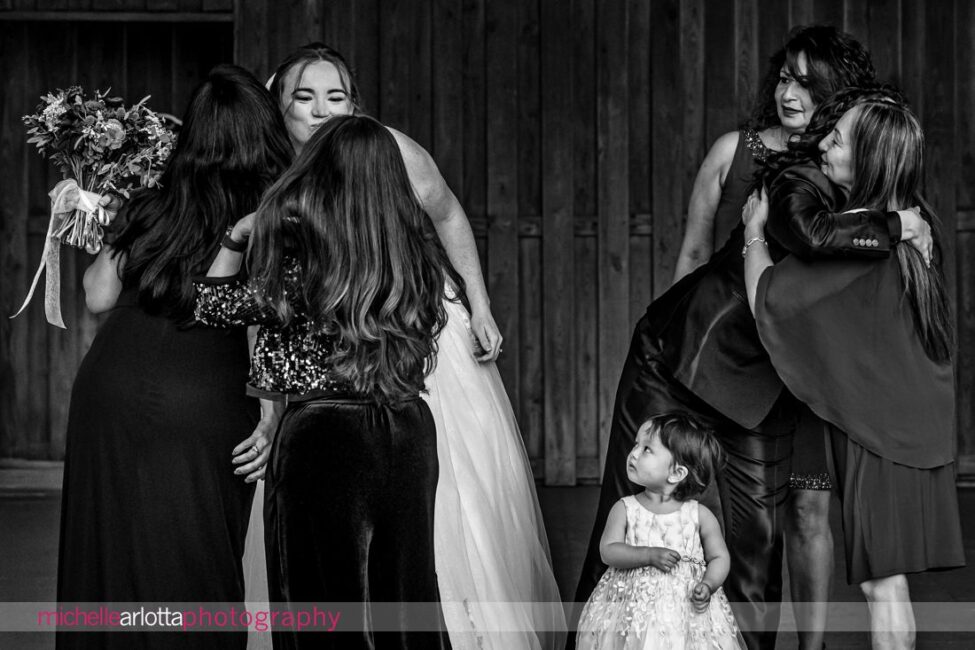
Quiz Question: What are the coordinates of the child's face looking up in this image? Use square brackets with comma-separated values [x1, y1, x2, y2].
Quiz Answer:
[626, 424, 679, 491]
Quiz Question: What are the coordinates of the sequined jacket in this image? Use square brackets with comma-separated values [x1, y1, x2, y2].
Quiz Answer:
[193, 264, 350, 401]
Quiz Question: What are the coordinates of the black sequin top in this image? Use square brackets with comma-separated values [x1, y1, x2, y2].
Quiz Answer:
[193, 262, 350, 401]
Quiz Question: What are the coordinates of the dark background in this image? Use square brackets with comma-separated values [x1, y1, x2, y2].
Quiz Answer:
[1, 0, 972, 485]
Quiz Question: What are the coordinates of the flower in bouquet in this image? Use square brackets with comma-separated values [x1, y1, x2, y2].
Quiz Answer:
[14, 87, 177, 328]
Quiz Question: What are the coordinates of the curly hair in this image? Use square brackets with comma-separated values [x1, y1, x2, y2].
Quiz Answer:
[745, 24, 876, 131]
[645, 413, 724, 501]
[247, 115, 451, 401]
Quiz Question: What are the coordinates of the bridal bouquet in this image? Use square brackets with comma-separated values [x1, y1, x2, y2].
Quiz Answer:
[14, 86, 176, 327]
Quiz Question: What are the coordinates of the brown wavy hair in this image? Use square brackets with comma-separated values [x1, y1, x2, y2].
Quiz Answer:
[247, 115, 450, 401]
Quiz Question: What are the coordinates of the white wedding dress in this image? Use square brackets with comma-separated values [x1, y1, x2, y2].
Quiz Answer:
[243, 295, 566, 649]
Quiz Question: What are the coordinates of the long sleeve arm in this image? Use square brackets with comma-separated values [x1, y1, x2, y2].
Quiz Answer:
[767, 165, 900, 261]
[193, 274, 279, 328]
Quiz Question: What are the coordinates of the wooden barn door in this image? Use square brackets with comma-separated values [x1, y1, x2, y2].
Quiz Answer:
[234, 0, 974, 485]
[0, 10, 233, 459]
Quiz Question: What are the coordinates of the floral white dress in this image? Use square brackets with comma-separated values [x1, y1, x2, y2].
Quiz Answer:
[577, 497, 743, 650]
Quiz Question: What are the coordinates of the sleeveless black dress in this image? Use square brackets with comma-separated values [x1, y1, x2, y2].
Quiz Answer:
[56, 287, 258, 650]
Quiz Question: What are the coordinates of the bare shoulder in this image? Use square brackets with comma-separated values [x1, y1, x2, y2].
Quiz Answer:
[695, 502, 720, 526]
[385, 126, 432, 168]
[708, 131, 741, 164]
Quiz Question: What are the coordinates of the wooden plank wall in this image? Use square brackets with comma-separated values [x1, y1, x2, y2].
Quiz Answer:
[0, 6, 233, 458]
[1, 0, 973, 485]
[235, 0, 974, 485]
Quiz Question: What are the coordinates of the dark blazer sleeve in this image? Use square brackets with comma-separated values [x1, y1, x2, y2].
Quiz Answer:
[767, 163, 900, 260]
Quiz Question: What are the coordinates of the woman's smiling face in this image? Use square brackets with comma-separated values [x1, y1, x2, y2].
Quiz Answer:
[280, 60, 355, 150]
[818, 106, 858, 191]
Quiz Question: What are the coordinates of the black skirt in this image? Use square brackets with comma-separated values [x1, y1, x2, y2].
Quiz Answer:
[827, 423, 965, 584]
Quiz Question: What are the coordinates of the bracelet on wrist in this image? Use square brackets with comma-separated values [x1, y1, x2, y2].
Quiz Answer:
[221, 227, 247, 253]
[741, 236, 767, 258]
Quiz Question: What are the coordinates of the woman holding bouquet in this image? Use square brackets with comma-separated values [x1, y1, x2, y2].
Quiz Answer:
[237, 43, 564, 648]
[56, 64, 292, 650]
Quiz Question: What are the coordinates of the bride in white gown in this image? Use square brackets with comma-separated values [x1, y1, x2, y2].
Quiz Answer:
[241, 42, 565, 649]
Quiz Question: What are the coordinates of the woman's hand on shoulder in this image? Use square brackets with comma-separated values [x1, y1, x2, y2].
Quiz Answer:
[897, 206, 932, 267]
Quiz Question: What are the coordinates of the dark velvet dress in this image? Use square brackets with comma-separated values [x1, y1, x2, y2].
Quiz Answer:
[756, 166, 965, 584]
[194, 267, 450, 650]
[56, 287, 258, 650]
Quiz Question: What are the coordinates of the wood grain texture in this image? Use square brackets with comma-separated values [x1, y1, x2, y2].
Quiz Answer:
[484, 0, 519, 403]
[596, 0, 629, 478]
[541, 0, 575, 485]
[0, 23, 30, 457]
[650, 0, 682, 298]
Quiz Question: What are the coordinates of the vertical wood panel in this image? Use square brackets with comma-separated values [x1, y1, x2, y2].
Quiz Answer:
[866, 0, 901, 84]
[572, 0, 596, 221]
[575, 235, 598, 477]
[958, 232, 975, 460]
[484, 0, 519, 403]
[408, 0, 433, 149]
[0, 22, 30, 457]
[541, 0, 575, 485]
[704, 0, 736, 152]
[959, 0, 975, 210]
[900, 0, 924, 115]
[756, 0, 790, 71]
[735, 0, 759, 123]
[518, 234, 543, 469]
[432, 0, 462, 190]
[46, 24, 78, 458]
[349, 0, 379, 113]
[681, 0, 705, 213]
[516, 0, 540, 219]
[650, 0, 682, 297]
[461, 0, 486, 220]
[921, 0, 955, 300]
[813, 0, 845, 25]
[596, 0, 629, 477]
[234, 0, 269, 80]
[627, 0, 650, 218]
[379, 0, 410, 131]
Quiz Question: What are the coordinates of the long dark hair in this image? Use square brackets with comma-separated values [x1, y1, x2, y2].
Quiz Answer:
[248, 115, 449, 401]
[269, 42, 360, 113]
[112, 64, 293, 323]
[845, 100, 954, 362]
[746, 24, 876, 130]
[766, 86, 953, 363]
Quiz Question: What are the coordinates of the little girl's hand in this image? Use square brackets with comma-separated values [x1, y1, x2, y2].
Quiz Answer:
[645, 547, 681, 572]
[690, 582, 712, 613]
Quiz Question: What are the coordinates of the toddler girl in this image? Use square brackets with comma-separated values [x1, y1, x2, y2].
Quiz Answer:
[577, 412, 744, 649]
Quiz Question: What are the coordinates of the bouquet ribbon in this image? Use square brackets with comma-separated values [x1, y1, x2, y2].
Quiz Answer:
[10, 180, 108, 329]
